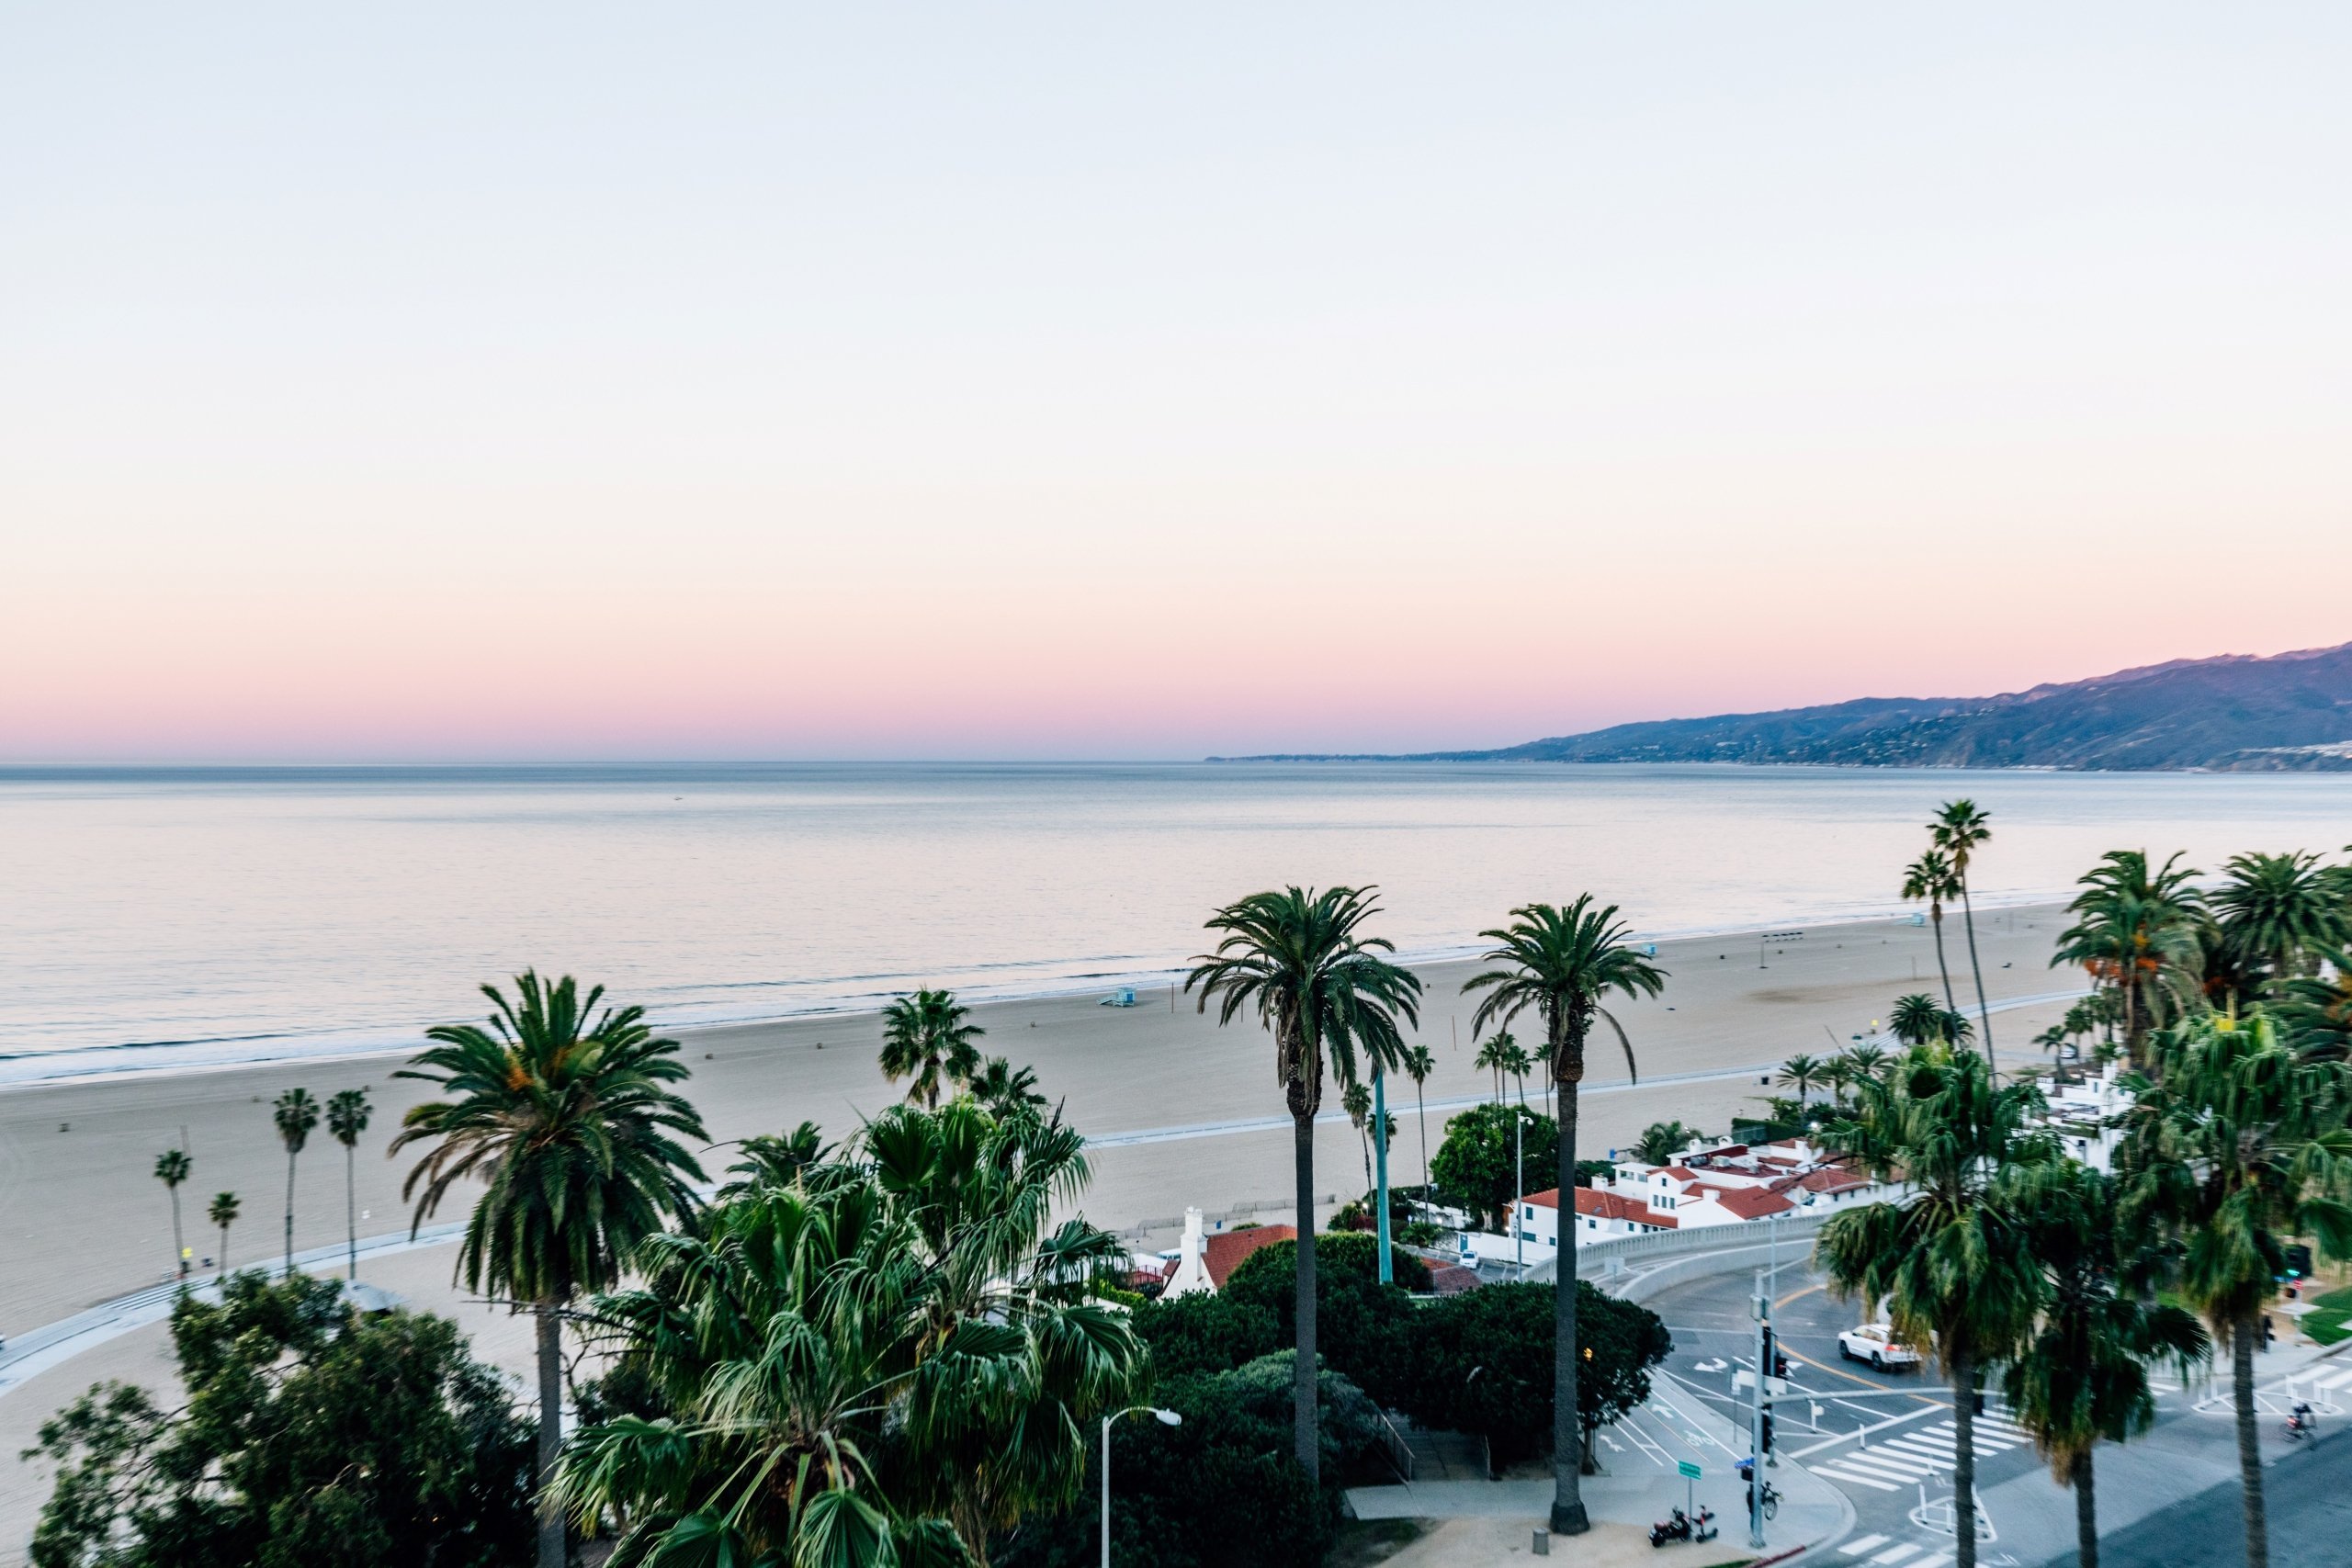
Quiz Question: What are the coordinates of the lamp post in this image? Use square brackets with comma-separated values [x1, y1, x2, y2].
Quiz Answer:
[1102, 1405, 1182, 1568]
[1374, 1066, 1393, 1284]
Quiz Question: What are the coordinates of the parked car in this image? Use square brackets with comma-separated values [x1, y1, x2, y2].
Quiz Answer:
[1838, 1323, 1921, 1371]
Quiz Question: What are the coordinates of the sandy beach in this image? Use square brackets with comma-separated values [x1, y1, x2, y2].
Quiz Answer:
[0, 903, 2077, 1558]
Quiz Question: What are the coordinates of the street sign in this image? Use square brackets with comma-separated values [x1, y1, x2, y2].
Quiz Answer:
[1678, 1460, 1702, 1481]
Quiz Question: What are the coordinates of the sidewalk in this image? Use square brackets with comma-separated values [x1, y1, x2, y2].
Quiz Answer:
[1346, 1372, 1849, 1563]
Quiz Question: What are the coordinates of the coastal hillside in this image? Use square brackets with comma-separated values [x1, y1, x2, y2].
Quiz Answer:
[1227, 641, 2352, 771]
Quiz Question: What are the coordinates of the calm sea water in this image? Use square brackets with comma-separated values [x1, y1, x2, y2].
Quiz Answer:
[4, 762, 2348, 1084]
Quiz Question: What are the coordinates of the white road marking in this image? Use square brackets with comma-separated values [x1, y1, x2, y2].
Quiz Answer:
[1838, 1535, 1890, 1556]
[1815, 1467, 1902, 1492]
[1871, 1544, 1923, 1564]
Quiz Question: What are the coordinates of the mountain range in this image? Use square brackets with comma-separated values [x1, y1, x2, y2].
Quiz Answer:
[1221, 642, 2352, 771]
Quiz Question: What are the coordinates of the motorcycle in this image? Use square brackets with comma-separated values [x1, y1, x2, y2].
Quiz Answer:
[1648, 1506, 1717, 1547]
[2285, 1402, 2316, 1442]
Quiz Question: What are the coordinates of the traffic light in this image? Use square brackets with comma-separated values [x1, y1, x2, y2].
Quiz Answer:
[2286, 1243, 2315, 1278]
[1761, 1412, 1774, 1453]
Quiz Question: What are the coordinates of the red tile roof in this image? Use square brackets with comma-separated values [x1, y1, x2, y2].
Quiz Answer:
[1571, 1188, 1678, 1228]
[1204, 1224, 1295, 1289]
[1696, 1184, 1796, 1220]
[1660, 1166, 1701, 1181]
[1796, 1167, 1873, 1195]
[1428, 1264, 1483, 1296]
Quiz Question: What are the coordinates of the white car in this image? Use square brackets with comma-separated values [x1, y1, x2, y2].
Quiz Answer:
[1838, 1324, 1921, 1371]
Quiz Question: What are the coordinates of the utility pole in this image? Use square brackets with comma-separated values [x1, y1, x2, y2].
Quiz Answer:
[1374, 1066, 1393, 1285]
[1514, 1110, 1525, 1280]
[1748, 1271, 1770, 1551]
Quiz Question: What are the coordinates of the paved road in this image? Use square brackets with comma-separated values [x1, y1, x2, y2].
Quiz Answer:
[2052, 1427, 2352, 1568]
[1645, 1266, 2352, 1568]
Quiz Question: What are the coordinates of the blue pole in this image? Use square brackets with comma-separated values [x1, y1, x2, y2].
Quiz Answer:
[1374, 1066, 1393, 1284]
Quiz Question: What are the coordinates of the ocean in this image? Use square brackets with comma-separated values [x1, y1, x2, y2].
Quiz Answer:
[5, 761, 2348, 1085]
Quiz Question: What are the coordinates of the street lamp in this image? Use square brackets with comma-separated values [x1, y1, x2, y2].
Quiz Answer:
[1102, 1404, 1182, 1568]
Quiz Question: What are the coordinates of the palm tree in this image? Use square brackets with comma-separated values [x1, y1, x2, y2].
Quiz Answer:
[2278, 947, 2352, 1060]
[1817, 1045, 2052, 1568]
[2120, 1013, 2352, 1568]
[718, 1119, 832, 1199]
[1931, 800, 1997, 1078]
[1636, 1120, 1697, 1166]
[2052, 851, 2205, 1068]
[1401, 1042, 1436, 1194]
[272, 1088, 318, 1276]
[1343, 1079, 1374, 1195]
[1843, 1042, 1890, 1084]
[2214, 851, 2349, 1000]
[326, 1088, 371, 1281]
[1821, 1056, 1857, 1109]
[1463, 896, 1666, 1538]
[1473, 1031, 1516, 1104]
[1777, 1053, 1822, 1108]
[153, 1148, 192, 1279]
[207, 1190, 239, 1280]
[878, 987, 986, 1108]
[1889, 993, 1951, 1047]
[1186, 885, 1421, 1483]
[968, 1055, 1048, 1119]
[1902, 848, 1964, 1017]
[1999, 1159, 2208, 1568]
[393, 970, 709, 1568]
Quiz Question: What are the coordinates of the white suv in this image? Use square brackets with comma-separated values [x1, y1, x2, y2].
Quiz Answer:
[1838, 1324, 1921, 1371]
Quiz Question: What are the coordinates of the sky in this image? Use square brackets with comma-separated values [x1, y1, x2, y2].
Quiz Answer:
[4, 5, 2348, 761]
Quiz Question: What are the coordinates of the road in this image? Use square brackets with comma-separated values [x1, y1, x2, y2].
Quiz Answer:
[2060, 1429, 2352, 1568]
[1644, 1266, 2352, 1567]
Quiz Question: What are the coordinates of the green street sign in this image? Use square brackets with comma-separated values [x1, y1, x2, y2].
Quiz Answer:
[1678, 1460, 1702, 1481]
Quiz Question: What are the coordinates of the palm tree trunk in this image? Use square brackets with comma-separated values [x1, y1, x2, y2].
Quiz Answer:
[169, 1189, 186, 1279]
[1931, 904, 1958, 1017]
[1951, 1349, 1976, 1568]
[219, 1223, 231, 1280]
[1551, 1074, 1589, 1535]
[283, 1150, 296, 1276]
[2073, 1449, 2098, 1568]
[345, 1145, 357, 1281]
[1959, 882, 1996, 1079]
[537, 1302, 568, 1568]
[1292, 1110, 1320, 1483]
[2233, 1315, 2268, 1568]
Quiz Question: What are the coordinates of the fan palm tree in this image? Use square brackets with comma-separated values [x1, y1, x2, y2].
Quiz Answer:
[207, 1190, 239, 1280]
[1777, 1053, 1822, 1108]
[2278, 947, 2352, 1060]
[1401, 1042, 1436, 1194]
[272, 1088, 318, 1276]
[968, 1055, 1048, 1119]
[153, 1148, 192, 1279]
[1998, 1159, 2208, 1568]
[393, 970, 709, 1568]
[1463, 896, 1666, 1538]
[2214, 851, 2349, 1000]
[1817, 1045, 2052, 1568]
[1186, 885, 1421, 1482]
[1930, 801, 1997, 1077]
[2120, 1013, 2352, 1568]
[878, 987, 986, 1108]
[2052, 851, 2205, 1068]
[326, 1088, 370, 1281]
[1902, 848, 1965, 1017]
[1343, 1079, 1374, 1195]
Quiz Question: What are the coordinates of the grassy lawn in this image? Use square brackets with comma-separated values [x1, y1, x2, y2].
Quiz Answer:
[2300, 1283, 2352, 1346]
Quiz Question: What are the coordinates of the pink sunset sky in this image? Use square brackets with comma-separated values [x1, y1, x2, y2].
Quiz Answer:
[5, 6, 2348, 761]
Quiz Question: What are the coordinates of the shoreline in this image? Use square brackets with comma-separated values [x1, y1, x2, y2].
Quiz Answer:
[0, 894, 2071, 1093]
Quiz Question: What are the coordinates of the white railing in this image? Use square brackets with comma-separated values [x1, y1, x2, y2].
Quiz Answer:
[1579, 1209, 1834, 1271]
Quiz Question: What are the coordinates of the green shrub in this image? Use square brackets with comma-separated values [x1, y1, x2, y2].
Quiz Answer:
[1130, 1291, 1281, 1381]
[1431, 1103, 1560, 1229]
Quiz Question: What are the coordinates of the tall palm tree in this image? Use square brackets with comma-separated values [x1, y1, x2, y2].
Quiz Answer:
[1343, 1079, 1374, 1195]
[1821, 1056, 1856, 1110]
[207, 1190, 239, 1280]
[1902, 848, 1964, 1016]
[1401, 1042, 1436, 1194]
[1463, 896, 1666, 1539]
[1187, 885, 1421, 1482]
[2120, 1013, 2352, 1568]
[153, 1148, 192, 1279]
[1931, 800, 1997, 1078]
[1999, 1159, 2208, 1568]
[393, 970, 709, 1568]
[1473, 1031, 1516, 1104]
[272, 1088, 318, 1277]
[2052, 851, 2205, 1068]
[2213, 851, 2350, 1000]
[1777, 1053, 1822, 1108]
[878, 987, 986, 1108]
[1817, 1045, 2052, 1568]
[326, 1088, 371, 1281]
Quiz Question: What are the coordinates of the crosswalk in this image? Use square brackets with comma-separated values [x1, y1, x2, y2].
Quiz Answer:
[1837, 1538, 1954, 1568]
[1809, 1411, 2031, 1493]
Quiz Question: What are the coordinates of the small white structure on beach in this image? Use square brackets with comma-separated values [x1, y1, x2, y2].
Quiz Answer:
[1160, 1207, 1216, 1298]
